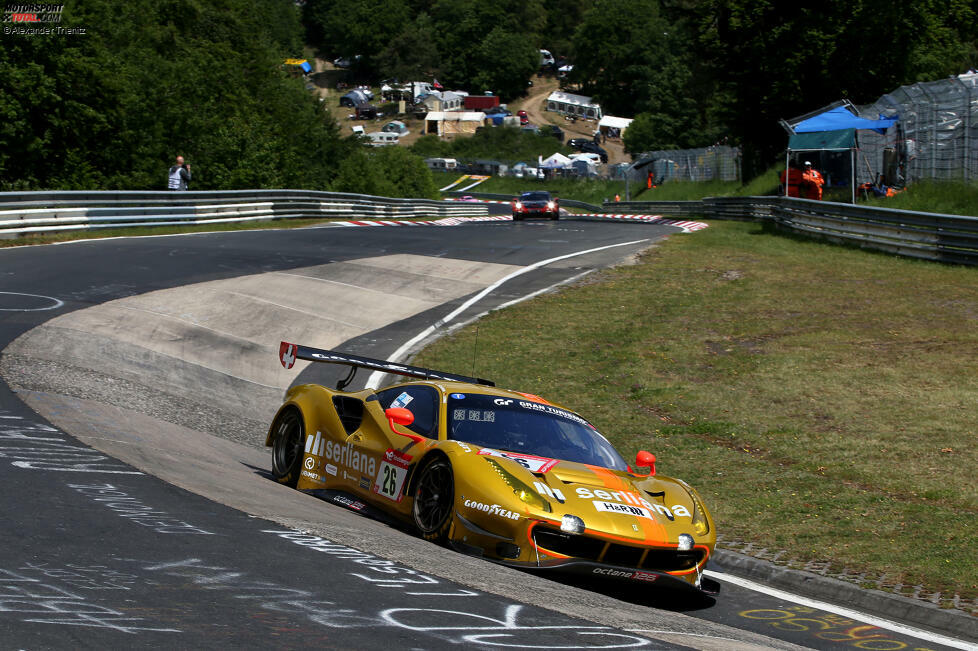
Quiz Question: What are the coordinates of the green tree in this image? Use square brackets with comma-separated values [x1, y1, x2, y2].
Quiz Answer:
[379, 14, 442, 82]
[471, 28, 540, 99]
[304, 0, 410, 78]
[1, 0, 348, 191]
[332, 146, 437, 198]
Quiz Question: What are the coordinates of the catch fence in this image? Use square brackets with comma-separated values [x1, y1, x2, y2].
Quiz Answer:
[856, 71, 977, 185]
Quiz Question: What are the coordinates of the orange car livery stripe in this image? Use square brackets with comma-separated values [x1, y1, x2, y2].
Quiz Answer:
[586, 466, 667, 544]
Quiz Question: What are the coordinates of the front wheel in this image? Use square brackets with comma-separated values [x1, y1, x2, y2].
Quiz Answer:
[412, 457, 454, 542]
[270, 408, 304, 488]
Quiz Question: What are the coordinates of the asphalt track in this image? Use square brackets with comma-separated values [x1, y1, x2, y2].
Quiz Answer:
[0, 217, 971, 650]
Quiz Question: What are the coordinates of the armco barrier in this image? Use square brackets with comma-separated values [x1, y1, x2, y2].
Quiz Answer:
[446, 188, 978, 264]
[610, 196, 978, 265]
[0, 190, 489, 237]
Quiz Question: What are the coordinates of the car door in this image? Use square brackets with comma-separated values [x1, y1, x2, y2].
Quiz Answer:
[352, 384, 441, 505]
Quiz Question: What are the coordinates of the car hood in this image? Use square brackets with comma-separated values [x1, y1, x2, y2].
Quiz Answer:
[476, 450, 702, 544]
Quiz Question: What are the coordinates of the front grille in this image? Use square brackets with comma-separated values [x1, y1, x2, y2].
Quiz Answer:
[532, 525, 704, 572]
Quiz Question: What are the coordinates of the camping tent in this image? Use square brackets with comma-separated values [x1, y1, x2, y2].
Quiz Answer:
[782, 102, 898, 203]
[539, 153, 572, 169]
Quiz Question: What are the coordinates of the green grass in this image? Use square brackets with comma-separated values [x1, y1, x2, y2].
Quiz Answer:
[863, 179, 978, 217]
[415, 221, 978, 603]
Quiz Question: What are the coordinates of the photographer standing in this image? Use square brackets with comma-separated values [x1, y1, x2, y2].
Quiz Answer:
[167, 155, 192, 191]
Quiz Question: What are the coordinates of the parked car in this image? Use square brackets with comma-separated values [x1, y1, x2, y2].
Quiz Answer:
[355, 104, 378, 120]
[579, 141, 608, 163]
[567, 138, 591, 150]
[485, 107, 512, 116]
[549, 125, 564, 141]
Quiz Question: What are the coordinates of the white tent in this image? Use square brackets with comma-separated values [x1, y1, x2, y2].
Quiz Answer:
[539, 152, 572, 169]
[598, 115, 633, 136]
[546, 91, 602, 119]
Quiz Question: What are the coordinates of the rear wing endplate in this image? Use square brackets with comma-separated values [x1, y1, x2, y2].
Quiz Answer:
[279, 341, 494, 388]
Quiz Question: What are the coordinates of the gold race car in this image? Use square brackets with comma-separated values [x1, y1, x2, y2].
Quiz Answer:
[269, 342, 718, 595]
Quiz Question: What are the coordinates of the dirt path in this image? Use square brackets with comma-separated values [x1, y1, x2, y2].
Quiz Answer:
[510, 76, 629, 165]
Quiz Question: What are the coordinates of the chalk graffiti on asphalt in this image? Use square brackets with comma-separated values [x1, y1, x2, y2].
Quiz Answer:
[138, 553, 654, 648]
[738, 606, 940, 650]
[0, 566, 180, 634]
[0, 410, 141, 474]
[68, 482, 214, 535]
[262, 529, 478, 596]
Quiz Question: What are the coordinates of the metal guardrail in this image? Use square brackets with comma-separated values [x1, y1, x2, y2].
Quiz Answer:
[607, 196, 978, 265]
[0, 190, 489, 237]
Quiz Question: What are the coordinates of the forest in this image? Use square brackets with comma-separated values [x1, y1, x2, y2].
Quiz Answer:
[3, 0, 976, 190]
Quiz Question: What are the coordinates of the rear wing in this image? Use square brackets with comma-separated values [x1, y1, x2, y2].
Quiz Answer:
[279, 341, 494, 389]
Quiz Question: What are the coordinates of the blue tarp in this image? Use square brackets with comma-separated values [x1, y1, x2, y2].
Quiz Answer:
[794, 106, 896, 134]
[300, 61, 312, 74]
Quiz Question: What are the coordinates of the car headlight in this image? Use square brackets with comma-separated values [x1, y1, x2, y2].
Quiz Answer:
[677, 533, 694, 551]
[484, 458, 551, 512]
[560, 514, 585, 534]
[514, 202, 523, 210]
[546, 201, 555, 209]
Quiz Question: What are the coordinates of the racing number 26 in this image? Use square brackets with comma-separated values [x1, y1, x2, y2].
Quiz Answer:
[374, 460, 408, 502]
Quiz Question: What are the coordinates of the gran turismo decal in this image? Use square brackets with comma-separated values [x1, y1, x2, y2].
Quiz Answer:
[463, 499, 520, 521]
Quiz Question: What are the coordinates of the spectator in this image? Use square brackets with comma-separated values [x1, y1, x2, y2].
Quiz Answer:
[167, 155, 192, 191]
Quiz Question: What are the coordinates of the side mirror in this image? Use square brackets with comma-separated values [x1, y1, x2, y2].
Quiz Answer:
[385, 407, 424, 443]
[386, 407, 414, 426]
[635, 450, 656, 476]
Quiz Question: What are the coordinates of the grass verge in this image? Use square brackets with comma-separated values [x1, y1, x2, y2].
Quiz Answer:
[415, 221, 978, 603]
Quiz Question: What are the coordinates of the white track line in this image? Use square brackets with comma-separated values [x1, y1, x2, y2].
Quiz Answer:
[364, 239, 648, 388]
[704, 570, 976, 650]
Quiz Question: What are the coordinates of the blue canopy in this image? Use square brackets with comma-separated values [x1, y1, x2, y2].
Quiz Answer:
[300, 61, 312, 74]
[794, 106, 896, 134]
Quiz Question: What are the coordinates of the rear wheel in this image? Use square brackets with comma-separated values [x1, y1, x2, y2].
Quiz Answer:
[271, 408, 304, 488]
[412, 457, 454, 542]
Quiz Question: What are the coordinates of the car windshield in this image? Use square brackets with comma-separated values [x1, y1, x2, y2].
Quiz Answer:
[521, 192, 550, 201]
[447, 393, 627, 470]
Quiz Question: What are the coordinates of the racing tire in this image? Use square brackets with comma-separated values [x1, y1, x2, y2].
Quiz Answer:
[550, 212, 559, 221]
[412, 457, 454, 543]
[270, 407, 304, 488]
[512, 213, 523, 221]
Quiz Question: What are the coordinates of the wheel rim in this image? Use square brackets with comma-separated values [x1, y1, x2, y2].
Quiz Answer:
[272, 410, 303, 476]
[414, 460, 453, 533]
